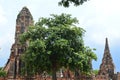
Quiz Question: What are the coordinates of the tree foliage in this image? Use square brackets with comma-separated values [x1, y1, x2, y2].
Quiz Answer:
[93, 69, 99, 75]
[0, 67, 6, 77]
[59, 0, 88, 7]
[20, 13, 97, 80]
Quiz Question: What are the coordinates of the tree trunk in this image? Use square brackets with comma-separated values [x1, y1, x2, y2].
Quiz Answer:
[52, 69, 57, 80]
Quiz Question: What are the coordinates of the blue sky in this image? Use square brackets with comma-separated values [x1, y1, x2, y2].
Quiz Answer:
[0, 0, 120, 72]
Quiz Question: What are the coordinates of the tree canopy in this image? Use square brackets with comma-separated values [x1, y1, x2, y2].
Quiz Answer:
[59, 0, 88, 7]
[20, 13, 97, 80]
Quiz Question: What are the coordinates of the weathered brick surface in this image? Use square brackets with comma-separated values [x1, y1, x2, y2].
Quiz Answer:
[0, 77, 6, 80]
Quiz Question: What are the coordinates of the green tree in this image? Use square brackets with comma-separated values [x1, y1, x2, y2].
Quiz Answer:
[0, 67, 6, 77]
[93, 69, 99, 75]
[20, 13, 97, 80]
[59, 0, 88, 7]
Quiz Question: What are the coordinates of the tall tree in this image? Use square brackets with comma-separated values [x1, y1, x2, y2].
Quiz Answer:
[20, 13, 97, 80]
[59, 0, 88, 7]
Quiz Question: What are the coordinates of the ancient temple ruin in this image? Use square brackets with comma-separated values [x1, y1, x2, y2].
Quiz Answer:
[95, 38, 120, 80]
[3, 7, 93, 80]
[3, 7, 33, 79]
[3, 7, 120, 80]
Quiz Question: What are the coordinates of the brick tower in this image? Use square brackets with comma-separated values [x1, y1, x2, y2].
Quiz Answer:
[95, 38, 115, 80]
[4, 7, 33, 79]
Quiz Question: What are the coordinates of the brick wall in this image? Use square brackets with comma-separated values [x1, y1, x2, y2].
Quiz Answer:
[0, 77, 6, 80]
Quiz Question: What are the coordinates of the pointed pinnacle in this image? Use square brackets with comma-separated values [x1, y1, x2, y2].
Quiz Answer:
[105, 38, 109, 51]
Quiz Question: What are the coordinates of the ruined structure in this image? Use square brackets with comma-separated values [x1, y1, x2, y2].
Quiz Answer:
[4, 7, 33, 79]
[3, 7, 120, 80]
[95, 38, 120, 80]
[3, 7, 93, 80]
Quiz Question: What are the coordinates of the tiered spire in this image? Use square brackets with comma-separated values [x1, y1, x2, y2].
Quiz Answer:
[98, 38, 115, 79]
[15, 6, 33, 43]
[4, 7, 34, 79]
[102, 38, 113, 64]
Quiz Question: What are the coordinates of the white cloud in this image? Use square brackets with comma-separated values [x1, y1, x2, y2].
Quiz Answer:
[92, 0, 120, 15]
[0, 5, 6, 24]
[0, 33, 14, 47]
[0, 33, 14, 62]
[82, 0, 120, 46]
